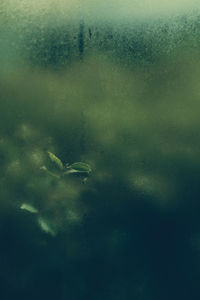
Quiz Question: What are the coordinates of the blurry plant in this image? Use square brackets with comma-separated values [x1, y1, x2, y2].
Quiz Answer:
[20, 151, 92, 236]
[0, 124, 92, 237]
[41, 151, 92, 183]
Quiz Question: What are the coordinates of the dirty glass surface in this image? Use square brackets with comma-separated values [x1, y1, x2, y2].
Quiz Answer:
[1, 1, 200, 299]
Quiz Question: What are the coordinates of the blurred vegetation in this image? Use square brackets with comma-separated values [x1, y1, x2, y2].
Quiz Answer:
[1, 6, 200, 300]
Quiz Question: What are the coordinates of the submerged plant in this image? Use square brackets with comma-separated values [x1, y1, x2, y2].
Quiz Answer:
[20, 151, 92, 236]
[41, 151, 92, 182]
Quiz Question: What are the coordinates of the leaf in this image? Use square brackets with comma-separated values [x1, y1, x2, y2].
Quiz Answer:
[38, 217, 56, 236]
[69, 162, 92, 173]
[47, 151, 63, 170]
[20, 203, 38, 213]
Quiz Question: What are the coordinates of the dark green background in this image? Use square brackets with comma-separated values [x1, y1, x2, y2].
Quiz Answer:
[1, 7, 200, 299]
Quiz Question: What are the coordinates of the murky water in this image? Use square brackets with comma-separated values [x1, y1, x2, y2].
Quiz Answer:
[1, 2, 200, 299]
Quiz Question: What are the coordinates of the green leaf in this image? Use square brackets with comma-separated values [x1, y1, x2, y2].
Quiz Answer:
[38, 217, 56, 236]
[20, 203, 38, 213]
[47, 151, 63, 170]
[69, 162, 92, 173]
